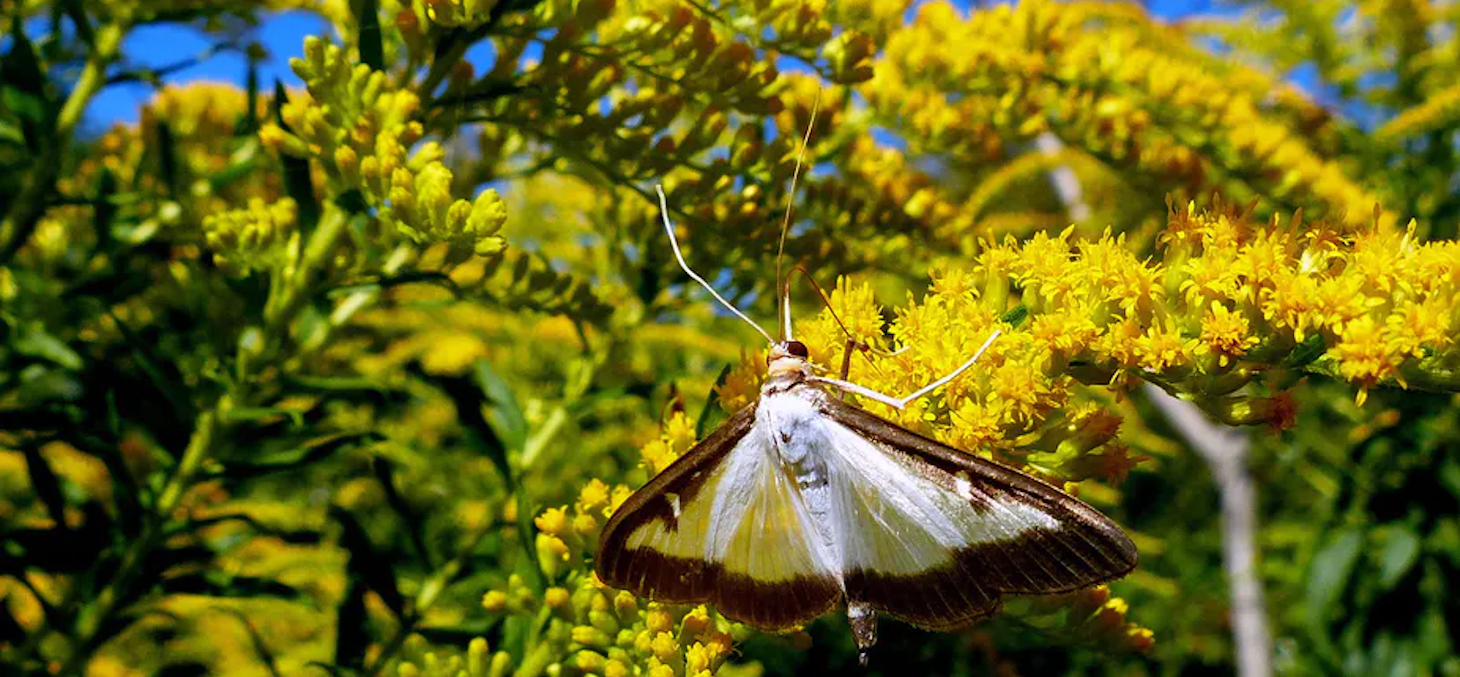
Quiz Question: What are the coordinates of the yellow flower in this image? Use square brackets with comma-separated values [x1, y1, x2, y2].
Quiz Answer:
[577, 478, 612, 514]
[1132, 319, 1195, 373]
[1332, 315, 1399, 398]
[481, 591, 507, 613]
[534, 506, 570, 537]
[544, 587, 571, 610]
[1386, 299, 1452, 359]
[715, 350, 765, 413]
[1199, 302, 1258, 366]
[988, 360, 1053, 425]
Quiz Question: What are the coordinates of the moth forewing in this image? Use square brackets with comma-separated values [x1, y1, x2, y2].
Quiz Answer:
[595, 404, 842, 630]
[816, 393, 1139, 625]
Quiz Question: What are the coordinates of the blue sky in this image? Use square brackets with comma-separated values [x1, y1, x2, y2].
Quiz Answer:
[84, 1, 1222, 130]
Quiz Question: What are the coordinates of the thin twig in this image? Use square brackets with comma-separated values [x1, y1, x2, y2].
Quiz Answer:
[1144, 384, 1272, 677]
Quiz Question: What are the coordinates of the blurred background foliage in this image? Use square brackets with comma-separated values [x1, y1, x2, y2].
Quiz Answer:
[2, 0, 1459, 676]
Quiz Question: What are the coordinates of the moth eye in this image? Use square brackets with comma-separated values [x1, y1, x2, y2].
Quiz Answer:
[785, 340, 809, 358]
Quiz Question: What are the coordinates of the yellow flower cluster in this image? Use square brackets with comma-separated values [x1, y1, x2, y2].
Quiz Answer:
[780, 275, 1142, 483]
[531, 477, 626, 580]
[784, 202, 1456, 495]
[559, 584, 737, 677]
[201, 197, 300, 274]
[415, 0, 500, 28]
[264, 37, 507, 256]
[476, 466, 744, 677]
[870, 0, 1388, 230]
[636, 411, 698, 476]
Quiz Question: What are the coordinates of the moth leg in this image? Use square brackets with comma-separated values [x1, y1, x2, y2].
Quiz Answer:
[847, 600, 878, 666]
[811, 329, 1002, 410]
[838, 337, 857, 381]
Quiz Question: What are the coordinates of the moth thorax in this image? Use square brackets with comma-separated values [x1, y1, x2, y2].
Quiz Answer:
[765, 340, 811, 381]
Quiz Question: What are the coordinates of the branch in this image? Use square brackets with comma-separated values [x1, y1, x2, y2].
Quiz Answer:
[1143, 384, 1272, 677]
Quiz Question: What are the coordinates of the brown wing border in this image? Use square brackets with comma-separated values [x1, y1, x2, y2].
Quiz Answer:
[818, 393, 1138, 629]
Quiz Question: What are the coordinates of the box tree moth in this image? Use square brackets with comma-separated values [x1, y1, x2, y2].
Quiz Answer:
[596, 180, 1137, 667]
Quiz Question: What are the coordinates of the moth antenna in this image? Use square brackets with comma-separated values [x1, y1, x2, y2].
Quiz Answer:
[776, 87, 822, 342]
[656, 185, 775, 345]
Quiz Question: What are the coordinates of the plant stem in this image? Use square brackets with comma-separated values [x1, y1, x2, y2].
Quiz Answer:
[54, 412, 218, 677]
[0, 23, 125, 263]
[264, 206, 352, 339]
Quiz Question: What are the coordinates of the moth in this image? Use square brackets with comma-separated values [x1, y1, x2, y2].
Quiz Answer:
[595, 186, 1138, 664]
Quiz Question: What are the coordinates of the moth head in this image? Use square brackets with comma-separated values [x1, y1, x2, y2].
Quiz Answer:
[766, 340, 811, 377]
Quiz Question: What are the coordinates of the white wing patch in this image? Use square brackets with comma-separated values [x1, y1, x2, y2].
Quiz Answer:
[822, 417, 1059, 575]
[622, 423, 837, 583]
[706, 425, 838, 582]
[753, 391, 1060, 578]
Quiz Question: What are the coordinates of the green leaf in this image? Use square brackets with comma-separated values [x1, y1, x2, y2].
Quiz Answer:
[15, 364, 83, 407]
[416, 365, 511, 487]
[1000, 304, 1030, 329]
[2, 23, 49, 142]
[221, 609, 285, 677]
[1377, 526, 1421, 590]
[241, 49, 260, 135]
[353, 0, 384, 71]
[13, 325, 83, 370]
[22, 444, 67, 531]
[0, 118, 25, 147]
[1439, 458, 1460, 498]
[473, 359, 527, 451]
[1306, 527, 1363, 622]
[215, 431, 384, 480]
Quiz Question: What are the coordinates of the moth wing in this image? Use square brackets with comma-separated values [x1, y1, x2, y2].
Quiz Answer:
[596, 403, 840, 630]
[819, 396, 1138, 629]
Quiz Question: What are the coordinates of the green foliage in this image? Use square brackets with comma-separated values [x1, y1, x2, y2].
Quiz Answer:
[2, 1, 1460, 676]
